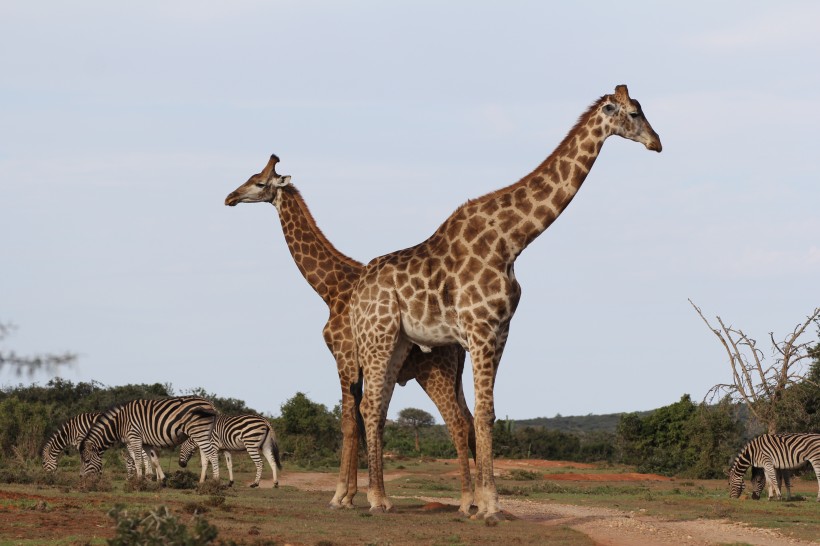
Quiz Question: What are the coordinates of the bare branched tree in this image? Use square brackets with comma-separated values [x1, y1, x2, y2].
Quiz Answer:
[0, 322, 77, 376]
[689, 301, 820, 434]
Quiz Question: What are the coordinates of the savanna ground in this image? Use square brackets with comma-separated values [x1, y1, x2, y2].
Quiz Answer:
[1, 456, 819, 546]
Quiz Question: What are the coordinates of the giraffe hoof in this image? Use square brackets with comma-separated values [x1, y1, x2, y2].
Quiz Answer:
[273, 481, 279, 488]
[483, 512, 505, 525]
[250, 483, 258, 488]
[228, 480, 235, 487]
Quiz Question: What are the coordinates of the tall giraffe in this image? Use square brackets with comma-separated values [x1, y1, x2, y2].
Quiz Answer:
[349, 85, 662, 519]
[225, 156, 476, 513]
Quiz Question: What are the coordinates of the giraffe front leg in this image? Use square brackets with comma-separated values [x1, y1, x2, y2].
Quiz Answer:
[330, 384, 359, 509]
[468, 337, 505, 522]
[362, 337, 409, 514]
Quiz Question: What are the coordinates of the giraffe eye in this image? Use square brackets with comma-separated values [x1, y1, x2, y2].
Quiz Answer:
[255, 182, 266, 188]
[629, 111, 639, 119]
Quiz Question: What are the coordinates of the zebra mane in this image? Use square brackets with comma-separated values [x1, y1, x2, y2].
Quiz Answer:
[729, 442, 753, 476]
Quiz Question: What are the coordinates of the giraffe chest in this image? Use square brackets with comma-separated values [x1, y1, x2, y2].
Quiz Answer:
[400, 310, 465, 348]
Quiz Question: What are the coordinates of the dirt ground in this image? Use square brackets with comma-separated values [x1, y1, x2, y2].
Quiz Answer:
[2, 460, 817, 545]
[270, 459, 819, 546]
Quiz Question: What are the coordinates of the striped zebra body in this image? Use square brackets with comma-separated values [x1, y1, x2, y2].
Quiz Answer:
[178, 414, 282, 488]
[42, 412, 163, 480]
[79, 396, 219, 482]
[729, 433, 820, 501]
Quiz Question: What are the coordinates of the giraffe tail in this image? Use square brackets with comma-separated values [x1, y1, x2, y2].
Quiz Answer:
[351, 376, 367, 449]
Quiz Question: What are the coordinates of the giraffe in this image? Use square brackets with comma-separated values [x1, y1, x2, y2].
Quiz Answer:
[224, 155, 477, 514]
[349, 85, 662, 519]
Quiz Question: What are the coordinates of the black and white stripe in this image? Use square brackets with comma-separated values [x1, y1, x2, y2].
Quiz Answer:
[79, 396, 219, 481]
[750, 466, 793, 501]
[729, 433, 820, 501]
[42, 412, 163, 479]
[178, 414, 282, 487]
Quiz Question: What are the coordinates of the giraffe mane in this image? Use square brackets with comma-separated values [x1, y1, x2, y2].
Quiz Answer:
[447, 94, 610, 215]
[282, 184, 364, 270]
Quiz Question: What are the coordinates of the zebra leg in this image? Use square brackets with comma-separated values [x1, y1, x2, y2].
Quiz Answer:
[124, 452, 137, 479]
[147, 448, 166, 484]
[198, 448, 208, 483]
[810, 460, 820, 502]
[127, 436, 145, 480]
[780, 469, 792, 501]
[224, 451, 234, 487]
[261, 437, 279, 488]
[245, 445, 263, 488]
[201, 444, 220, 482]
[763, 460, 782, 500]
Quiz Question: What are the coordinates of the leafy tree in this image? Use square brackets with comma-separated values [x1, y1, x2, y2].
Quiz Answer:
[182, 387, 257, 415]
[275, 392, 340, 466]
[397, 408, 435, 453]
[615, 394, 744, 478]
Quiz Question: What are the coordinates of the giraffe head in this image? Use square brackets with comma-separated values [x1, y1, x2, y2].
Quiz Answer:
[599, 85, 662, 152]
[225, 154, 292, 206]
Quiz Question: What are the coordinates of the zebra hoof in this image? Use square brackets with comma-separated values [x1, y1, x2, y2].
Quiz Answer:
[228, 480, 234, 487]
[250, 483, 259, 488]
[274, 481, 279, 489]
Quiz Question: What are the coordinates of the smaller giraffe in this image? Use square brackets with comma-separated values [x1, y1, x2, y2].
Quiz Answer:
[225, 156, 476, 514]
[349, 85, 661, 519]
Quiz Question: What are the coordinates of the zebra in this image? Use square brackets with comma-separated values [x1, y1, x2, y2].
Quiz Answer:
[79, 396, 220, 482]
[42, 411, 164, 480]
[728, 433, 820, 501]
[750, 466, 795, 501]
[178, 414, 282, 488]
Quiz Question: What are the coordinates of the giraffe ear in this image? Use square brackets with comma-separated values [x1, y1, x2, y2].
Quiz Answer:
[275, 175, 292, 188]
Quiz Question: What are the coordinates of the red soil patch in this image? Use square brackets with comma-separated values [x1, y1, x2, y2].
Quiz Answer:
[545, 472, 672, 482]
[420, 501, 451, 511]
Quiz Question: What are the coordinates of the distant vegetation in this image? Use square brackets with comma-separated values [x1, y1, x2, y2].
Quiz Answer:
[1, 345, 819, 480]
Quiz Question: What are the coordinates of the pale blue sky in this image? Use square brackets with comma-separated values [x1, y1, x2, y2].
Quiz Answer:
[2, 1, 818, 420]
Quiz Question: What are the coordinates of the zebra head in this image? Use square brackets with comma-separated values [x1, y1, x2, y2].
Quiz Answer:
[41, 442, 59, 473]
[728, 468, 746, 498]
[79, 440, 104, 475]
[178, 438, 198, 468]
[749, 466, 766, 500]
[728, 443, 754, 499]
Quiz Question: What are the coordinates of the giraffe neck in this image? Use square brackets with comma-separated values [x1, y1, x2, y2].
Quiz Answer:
[274, 185, 363, 305]
[440, 98, 610, 261]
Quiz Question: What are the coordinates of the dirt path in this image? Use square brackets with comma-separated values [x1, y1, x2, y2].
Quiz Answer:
[265, 466, 819, 546]
[438, 497, 817, 546]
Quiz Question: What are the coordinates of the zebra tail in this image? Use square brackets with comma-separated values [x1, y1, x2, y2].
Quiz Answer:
[267, 423, 283, 470]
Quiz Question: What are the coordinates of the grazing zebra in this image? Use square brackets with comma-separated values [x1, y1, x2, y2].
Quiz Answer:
[728, 433, 820, 501]
[79, 396, 220, 481]
[178, 414, 282, 488]
[750, 467, 795, 501]
[42, 411, 164, 479]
